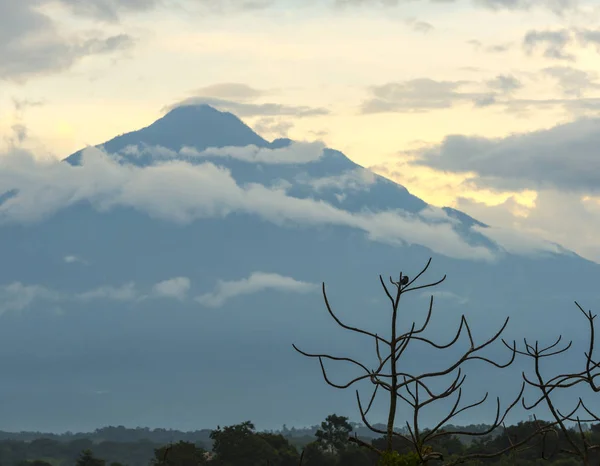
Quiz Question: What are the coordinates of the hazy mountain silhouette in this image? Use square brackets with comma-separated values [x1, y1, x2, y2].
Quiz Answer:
[0, 104, 597, 433]
[66, 105, 270, 165]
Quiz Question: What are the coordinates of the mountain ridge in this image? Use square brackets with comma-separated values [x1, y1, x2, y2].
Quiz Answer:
[0, 103, 597, 432]
[61, 103, 571, 260]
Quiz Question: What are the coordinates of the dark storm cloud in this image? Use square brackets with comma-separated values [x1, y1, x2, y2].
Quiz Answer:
[411, 117, 600, 193]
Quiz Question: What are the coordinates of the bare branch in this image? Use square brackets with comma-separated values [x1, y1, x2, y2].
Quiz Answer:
[294, 259, 529, 464]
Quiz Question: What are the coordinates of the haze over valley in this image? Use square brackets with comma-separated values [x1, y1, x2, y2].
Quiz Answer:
[2, 1, 600, 465]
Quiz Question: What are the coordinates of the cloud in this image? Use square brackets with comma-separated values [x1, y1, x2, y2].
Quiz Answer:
[360, 78, 500, 114]
[521, 28, 600, 63]
[64, 255, 88, 265]
[423, 290, 468, 305]
[410, 117, 600, 193]
[12, 98, 45, 113]
[468, 40, 513, 54]
[497, 96, 600, 118]
[419, 206, 461, 224]
[252, 118, 294, 138]
[189, 83, 267, 102]
[295, 167, 377, 192]
[335, 0, 576, 13]
[472, 223, 564, 257]
[0, 282, 61, 314]
[152, 277, 191, 301]
[56, 0, 161, 21]
[0, 0, 135, 81]
[475, 0, 577, 13]
[520, 26, 600, 63]
[76, 283, 140, 302]
[577, 28, 600, 49]
[543, 66, 600, 97]
[485, 43, 512, 53]
[124, 140, 325, 164]
[523, 29, 574, 61]
[404, 18, 434, 34]
[26, 0, 579, 22]
[179, 0, 275, 15]
[163, 97, 329, 118]
[455, 191, 600, 262]
[486, 75, 522, 94]
[0, 277, 192, 314]
[9, 125, 28, 145]
[195, 272, 318, 307]
[0, 146, 498, 261]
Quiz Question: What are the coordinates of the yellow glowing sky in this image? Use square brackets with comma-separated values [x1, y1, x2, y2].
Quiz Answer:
[2, 0, 600, 260]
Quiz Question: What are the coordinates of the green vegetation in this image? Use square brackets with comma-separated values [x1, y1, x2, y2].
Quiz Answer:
[4, 419, 600, 466]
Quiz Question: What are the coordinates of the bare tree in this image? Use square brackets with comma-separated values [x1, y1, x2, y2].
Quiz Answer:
[293, 258, 548, 465]
[514, 301, 600, 465]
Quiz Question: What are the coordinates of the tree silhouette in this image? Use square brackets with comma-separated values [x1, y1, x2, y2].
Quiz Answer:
[76, 449, 106, 466]
[314, 414, 353, 454]
[152, 441, 208, 466]
[293, 258, 550, 465]
[514, 301, 600, 465]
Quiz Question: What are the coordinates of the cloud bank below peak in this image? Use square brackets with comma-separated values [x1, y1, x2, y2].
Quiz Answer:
[0, 272, 316, 314]
[0, 146, 497, 261]
[0, 144, 568, 261]
[0, 277, 189, 315]
[120, 140, 326, 165]
[195, 272, 318, 308]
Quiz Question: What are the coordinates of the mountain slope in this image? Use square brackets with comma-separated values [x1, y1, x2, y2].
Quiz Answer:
[65, 104, 429, 215]
[0, 104, 597, 432]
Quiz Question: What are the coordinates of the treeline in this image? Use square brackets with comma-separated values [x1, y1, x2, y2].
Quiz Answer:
[0, 422, 499, 445]
[0, 426, 214, 447]
[2, 415, 597, 466]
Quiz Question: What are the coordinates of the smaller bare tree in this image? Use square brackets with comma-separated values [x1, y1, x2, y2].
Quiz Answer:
[514, 301, 600, 465]
[294, 258, 549, 465]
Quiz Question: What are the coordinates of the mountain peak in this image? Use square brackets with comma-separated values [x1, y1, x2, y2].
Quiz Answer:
[161, 103, 231, 120]
[64, 104, 269, 165]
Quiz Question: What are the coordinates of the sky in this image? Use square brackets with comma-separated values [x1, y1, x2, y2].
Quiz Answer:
[2, 0, 600, 262]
